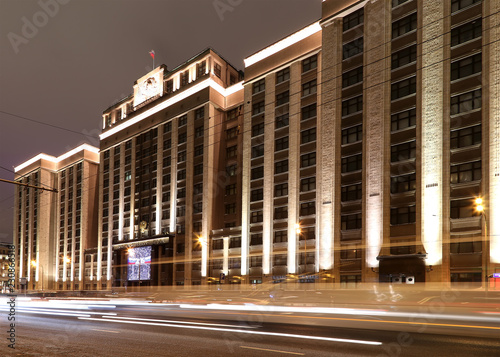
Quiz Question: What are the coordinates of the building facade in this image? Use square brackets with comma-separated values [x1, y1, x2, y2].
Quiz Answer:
[13, 144, 99, 291]
[12, 0, 500, 290]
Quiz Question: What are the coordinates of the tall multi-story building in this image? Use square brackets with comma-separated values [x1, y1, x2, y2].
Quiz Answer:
[98, 48, 243, 289]
[13, 0, 499, 290]
[13, 144, 99, 291]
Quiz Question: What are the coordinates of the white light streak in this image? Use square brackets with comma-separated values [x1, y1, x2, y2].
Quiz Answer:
[244, 22, 321, 67]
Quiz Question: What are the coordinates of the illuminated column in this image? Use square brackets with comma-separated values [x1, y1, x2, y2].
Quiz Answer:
[223, 238, 229, 275]
[263, 74, 276, 275]
[96, 152, 104, 283]
[242, 88, 252, 274]
[488, 0, 500, 263]
[364, 0, 388, 268]
[130, 142, 136, 236]
[170, 120, 178, 233]
[202, 105, 214, 277]
[319, 18, 341, 271]
[421, 0, 444, 267]
[156, 128, 163, 235]
[287, 62, 300, 274]
[119, 144, 125, 241]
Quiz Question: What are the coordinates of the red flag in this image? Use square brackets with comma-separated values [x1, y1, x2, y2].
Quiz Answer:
[149, 50, 155, 59]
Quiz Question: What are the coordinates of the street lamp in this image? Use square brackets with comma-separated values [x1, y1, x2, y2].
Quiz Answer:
[475, 197, 489, 291]
[30, 260, 43, 291]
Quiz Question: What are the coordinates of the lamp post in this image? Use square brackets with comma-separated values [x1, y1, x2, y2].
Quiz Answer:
[30, 260, 43, 291]
[475, 197, 489, 291]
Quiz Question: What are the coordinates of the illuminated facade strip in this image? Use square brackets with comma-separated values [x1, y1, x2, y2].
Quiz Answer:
[99, 79, 243, 140]
[244, 22, 321, 67]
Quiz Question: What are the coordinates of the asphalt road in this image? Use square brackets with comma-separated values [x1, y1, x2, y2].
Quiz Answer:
[2, 300, 500, 356]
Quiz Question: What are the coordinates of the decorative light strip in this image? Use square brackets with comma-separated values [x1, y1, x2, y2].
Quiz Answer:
[99, 79, 243, 140]
[244, 22, 321, 67]
[14, 144, 99, 172]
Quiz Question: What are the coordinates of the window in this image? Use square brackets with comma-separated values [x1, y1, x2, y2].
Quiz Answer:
[194, 183, 203, 195]
[251, 166, 264, 180]
[197, 61, 206, 77]
[342, 96, 363, 116]
[300, 201, 315, 216]
[341, 183, 362, 201]
[341, 154, 362, 172]
[274, 254, 287, 266]
[274, 183, 288, 197]
[391, 108, 416, 131]
[178, 132, 187, 143]
[302, 104, 317, 120]
[392, 13, 417, 39]
[391, 76, 416, 100]
[341, 213, 362, 230]
[194, 163, 203, 176]
[341, 125, 362, 144]
[226, 126, 238, 139]
[250, 256, 262, 267]
[214, 63, 222, 78]
[275, 136, 289, 151]
[451, 89, 481, 115]
[225, 183, 236, 196]
[226, 145, 237, 159]
[301, 152, 316, 168]
[252, 122, 264, 137]
[391, 173, 416, 194]
[274, 206, 288, 219]
[213, 240, 224, 250]
[230, 74, 237, 85]
[343, 38, 363, 59]
[195, 107, 205, 120]
[391, 141, 416, 162]
[165, 79, 173, 93]
[227, 108, 238, 121]
[177, 169, 186, 181]
[251, 188, 263, 202]
[177, 205, 185, 217]
[301, 128, 316, 144]
[164, 156, 171, 167]
[229, 258, 240, 269]
[301, 177, 316, 192]
[193, 202, 202, 214]
[178, 151, 186, 162]
[451, 198, 477, 219]
[274, 231, 287, 243]
[450, 241, 482, 254]
[195, 125, 204, 138]
[274, 160, 288, 174]
[450, 161, 481, 184]
[451, 53, 482, 80]
[252, 101, 265, 116]
[451, 125, 481, 149]
[253, 79, 265, 94]
[342, 67, 363, 88]
[251, 210, 263, 223]
[251, 144, 264, 158]
[251, 233, 263, 245]
[226, 164, 237, 177]
[164, 139, 171, 149]
[343, 8, 364, 31]
[194, 144, 204, 157]
[164, 121, 172, 132]
[229, 237, 241, 249]
[451, 0, 481, 13]
[302, 80, 317, 96]
[302, 55, 317, 72]
[225, 203, 236, 215]
[177, 188, 186, 199]
[275, 113, 289, 128]
[181, 72, 189, 86]
[451, 20, 482, 47]
[392, 45, 417, 69]
[276, 91, 289, 106]
[276, 68, 290, 83]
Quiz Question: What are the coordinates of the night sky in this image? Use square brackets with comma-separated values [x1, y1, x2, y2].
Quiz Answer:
[0, 0, 322, 243]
